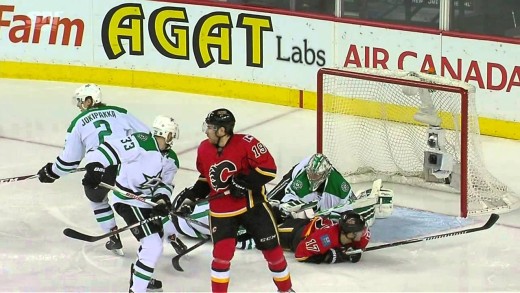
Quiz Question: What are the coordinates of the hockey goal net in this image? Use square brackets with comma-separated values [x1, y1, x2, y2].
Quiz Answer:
[317, 67, 519, 217]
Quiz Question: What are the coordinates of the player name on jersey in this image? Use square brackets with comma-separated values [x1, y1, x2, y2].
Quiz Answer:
[81, 110, 117, 126]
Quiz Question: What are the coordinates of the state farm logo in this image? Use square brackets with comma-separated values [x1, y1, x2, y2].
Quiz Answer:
[0, 5, 84, 46]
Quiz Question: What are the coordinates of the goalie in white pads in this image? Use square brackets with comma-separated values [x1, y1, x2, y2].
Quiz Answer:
[268, 153, 394, 226]
[37, 84, 150, 256]
[83, 115, 179, 293]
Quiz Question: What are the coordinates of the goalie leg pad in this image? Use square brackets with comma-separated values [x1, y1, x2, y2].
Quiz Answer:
[375, 188, 394, 218]
[351, 196, 376, 227]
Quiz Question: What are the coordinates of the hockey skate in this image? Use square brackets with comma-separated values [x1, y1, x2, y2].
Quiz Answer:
[105, 227, 124, 256]
[146, 278, 163, 292]
[168, 234, 188, 254]
[129, 264, 163, 292]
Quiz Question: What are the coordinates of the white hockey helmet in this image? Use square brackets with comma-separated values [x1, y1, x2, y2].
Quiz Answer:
[73, 83, 102, 110]
[153, 115, 179, 148]
[305, 153, 333, 191]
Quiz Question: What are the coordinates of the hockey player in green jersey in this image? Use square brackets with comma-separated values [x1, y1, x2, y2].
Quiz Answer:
[268, 153, 394, 226]
[37, 84, 150, 256]
[82, 115, 179, 293]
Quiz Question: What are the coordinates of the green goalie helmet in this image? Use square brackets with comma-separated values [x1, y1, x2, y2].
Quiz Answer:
[305, 153, 332, 191]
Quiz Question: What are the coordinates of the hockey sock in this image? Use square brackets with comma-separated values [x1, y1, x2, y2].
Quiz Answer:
[131, 234, 163, 293]
[90, 200, 116, 233]
[211, 238, 235, 293]
[262, 245, 292, 292]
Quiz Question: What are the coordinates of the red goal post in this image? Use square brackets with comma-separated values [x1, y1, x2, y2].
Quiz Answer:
[316, 67, 518, 217]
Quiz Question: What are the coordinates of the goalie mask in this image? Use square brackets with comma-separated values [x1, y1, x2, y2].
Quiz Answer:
[203, 108, 235, 135]
[305, 153, 332, 191]
[73, 83, 102, 111]
[339, 210, 365, 234]
[153, 115, 179, 149]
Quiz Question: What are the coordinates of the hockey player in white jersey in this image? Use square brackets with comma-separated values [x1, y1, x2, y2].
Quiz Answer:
[82, 115, 179, 293]
[37, 84, 150, 256]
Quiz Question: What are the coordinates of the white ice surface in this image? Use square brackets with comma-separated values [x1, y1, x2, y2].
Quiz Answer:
[1, 78, 520, 292]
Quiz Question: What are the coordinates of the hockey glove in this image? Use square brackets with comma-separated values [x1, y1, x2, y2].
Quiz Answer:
[37, 162, 60, 183]
[168, 234, 188, 254]
[172, 188, 196, 211]
[151, 193, 172, 217]
[323, 247, 362, 264]
[82, 162, 105, 188]
[229, 176, 250, 198]
[236, 228, 256, 250]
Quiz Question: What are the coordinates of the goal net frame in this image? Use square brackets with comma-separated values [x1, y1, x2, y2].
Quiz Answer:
[316, 67, 517, 218]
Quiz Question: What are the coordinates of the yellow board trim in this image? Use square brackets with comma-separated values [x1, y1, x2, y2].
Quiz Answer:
[1, 61, 518, 140]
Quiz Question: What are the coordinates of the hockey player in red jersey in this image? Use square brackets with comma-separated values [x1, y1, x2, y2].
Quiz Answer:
[278, 211, 370, 264]
[178, 108, 293, 293]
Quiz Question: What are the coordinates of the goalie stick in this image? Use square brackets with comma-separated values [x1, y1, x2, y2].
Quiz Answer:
[346, 213, 499, 255]
[171, 237, 211, 272]
[0, 167, 86, 184]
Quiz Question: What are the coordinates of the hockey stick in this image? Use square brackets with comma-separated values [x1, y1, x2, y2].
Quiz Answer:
[63, 183, 160, 242]
[98, 182, 157, 207]
[347, 213, 499, 255]
[63, 215, 163, 242]
[170, 211, 210, 230]
[0, 167, 86, 184]
[171, 237, 211, 272]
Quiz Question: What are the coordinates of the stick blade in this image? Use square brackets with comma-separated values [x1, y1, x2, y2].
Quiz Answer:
[171, 256, 184, 272]
[63, 228, 97, 242]
[483, 213, 500, 229]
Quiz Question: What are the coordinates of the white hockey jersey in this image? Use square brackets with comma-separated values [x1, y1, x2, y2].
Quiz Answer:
[51, 105, 150, 177]
[85, 132, 177, 208]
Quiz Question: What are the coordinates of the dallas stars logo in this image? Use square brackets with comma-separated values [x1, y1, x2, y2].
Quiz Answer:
[139, 169, 163, 193]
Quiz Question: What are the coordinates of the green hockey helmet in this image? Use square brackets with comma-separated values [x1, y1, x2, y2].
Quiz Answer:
[305, 153, 332, 191]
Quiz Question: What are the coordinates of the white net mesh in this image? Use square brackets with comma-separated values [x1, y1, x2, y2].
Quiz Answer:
[318, 67, 519, 216]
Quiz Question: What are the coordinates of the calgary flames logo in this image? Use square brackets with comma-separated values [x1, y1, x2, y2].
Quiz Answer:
[209, 160, 237, 192]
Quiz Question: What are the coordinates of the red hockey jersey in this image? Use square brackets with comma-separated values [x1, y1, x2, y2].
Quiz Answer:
[294, 217, 370, 261]
[196, 134, 276, 215]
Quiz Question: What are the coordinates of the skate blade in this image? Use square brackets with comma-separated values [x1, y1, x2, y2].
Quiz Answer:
[146, 288, 163, 292]
[110, 248, 125, 256]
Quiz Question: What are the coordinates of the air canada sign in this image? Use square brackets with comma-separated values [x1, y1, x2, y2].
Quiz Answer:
[101, 3, 273, 68]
